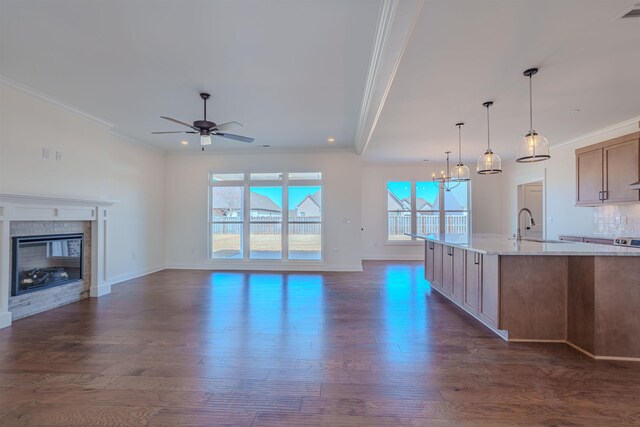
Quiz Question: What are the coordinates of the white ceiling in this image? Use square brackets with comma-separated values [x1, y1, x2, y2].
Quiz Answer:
[0, 0, 381, 151]
[364, 0, 640, 162]
[1, 0, 639, 158]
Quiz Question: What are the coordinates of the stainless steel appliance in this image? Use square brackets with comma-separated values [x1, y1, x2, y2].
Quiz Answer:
[613, 237, 640, 248]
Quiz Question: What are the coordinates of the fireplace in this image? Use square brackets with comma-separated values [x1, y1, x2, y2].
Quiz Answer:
[12, 233, 84, 296]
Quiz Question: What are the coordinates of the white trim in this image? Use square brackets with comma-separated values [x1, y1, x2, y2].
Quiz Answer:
[109, 130, 166, 152]
[355, 0, 425, 154]
[363, 254, 422, 261]
[0, 193, 118, 207]
[0, 74, 114, 128]
[108, 264, 166, 286]
[165, 262, 362, 272]
[550, 116, 640, 151]
[0, 311, 11, 329]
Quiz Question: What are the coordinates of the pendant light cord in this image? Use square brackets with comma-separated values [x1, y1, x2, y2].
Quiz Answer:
[458, 124, 462, 163]
[486, 104, 491, 150]
[529, 74, 533, 133]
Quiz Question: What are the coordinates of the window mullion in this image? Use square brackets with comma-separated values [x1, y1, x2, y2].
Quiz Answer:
[243, 174, 250, 261]
[439, 187, 445, 234]
[282, 173, 289, 260]
[411, 181, 417, 235]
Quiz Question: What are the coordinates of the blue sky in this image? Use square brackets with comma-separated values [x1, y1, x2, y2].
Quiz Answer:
[251, 186, 321, 209]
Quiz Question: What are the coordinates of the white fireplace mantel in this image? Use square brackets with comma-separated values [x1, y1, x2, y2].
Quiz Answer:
[0, 193, 118, 329]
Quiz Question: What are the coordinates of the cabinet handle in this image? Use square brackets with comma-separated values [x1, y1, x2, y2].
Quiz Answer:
[603, 190, 608, 200]
[474, 252, 480, 265]
[598, 191, 603, 201]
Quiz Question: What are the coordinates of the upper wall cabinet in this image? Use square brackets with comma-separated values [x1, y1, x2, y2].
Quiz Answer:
[576, 132, 640, 206]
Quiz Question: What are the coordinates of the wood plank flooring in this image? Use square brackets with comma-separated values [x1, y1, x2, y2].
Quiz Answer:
[1, 261, 639, 426]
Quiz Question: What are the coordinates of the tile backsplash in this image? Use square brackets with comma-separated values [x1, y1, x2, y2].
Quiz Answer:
[593, 204, 640, 236]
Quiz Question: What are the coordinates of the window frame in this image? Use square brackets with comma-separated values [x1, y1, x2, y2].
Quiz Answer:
[385, 180, 471, 244]
[208, 172, 323, 262]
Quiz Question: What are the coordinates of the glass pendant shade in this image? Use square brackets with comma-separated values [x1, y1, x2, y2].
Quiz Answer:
[200, 134, 212, 146]
[516, 68, 550, 163]
[451, 122, 470, 181]
[476, 101, 502, 175]
[452, 163, 471, 181]
[477, 149, 502, 175]
[516, 131, 550, 162]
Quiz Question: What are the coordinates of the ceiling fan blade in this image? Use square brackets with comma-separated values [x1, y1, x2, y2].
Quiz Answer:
[151, 131, 197, 134]
[213, 121, 243, 132]
[160, 116, 197, 130]
[214, 133, 255, 143]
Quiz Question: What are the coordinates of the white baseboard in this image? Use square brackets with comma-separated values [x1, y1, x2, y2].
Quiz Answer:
[362, 254, 423, 261]
[90, 283, 112, 297]
[164, 262, 363, 272]
[0, 311, 12, 329]
[108, 264, 166, 286]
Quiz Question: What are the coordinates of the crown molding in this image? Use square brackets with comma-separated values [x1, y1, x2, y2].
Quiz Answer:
[0, 192, 118, 207]
[109, 130, 166, 153]
[0, 74, 114, 128]
[550, 116, 640, 151]
[354, 0, 424, 155]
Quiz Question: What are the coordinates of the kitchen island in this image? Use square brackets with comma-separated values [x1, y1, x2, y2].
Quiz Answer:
[412, 233, 640, 361]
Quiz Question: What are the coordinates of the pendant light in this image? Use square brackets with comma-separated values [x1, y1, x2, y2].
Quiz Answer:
[451, 122, 470, 182]
[477, 101, 502, 174]
[432, 151, 461, 192]
[516, 68, 550, 162]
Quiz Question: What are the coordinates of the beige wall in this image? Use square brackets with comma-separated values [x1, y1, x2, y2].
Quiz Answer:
[500, 118, 640, 239]
[0, 83, 166, 282]
[360, 162, 503, 260]
[164, 151, 363, 271]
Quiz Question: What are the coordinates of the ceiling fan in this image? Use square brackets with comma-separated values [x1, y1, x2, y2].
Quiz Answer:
[152, 92, 254, 149]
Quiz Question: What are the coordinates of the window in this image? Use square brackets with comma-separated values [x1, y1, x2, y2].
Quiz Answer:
[210, 172, 323, 260]
[387, 181, 469, 240]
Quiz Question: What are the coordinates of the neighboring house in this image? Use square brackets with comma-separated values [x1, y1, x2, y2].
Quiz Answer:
[387, 191, 433, 213]
[294, 189, 322, 217]
[250, 192, 282, 218]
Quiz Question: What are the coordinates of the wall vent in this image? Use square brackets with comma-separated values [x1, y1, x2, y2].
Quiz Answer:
[620, 4, 640, 18]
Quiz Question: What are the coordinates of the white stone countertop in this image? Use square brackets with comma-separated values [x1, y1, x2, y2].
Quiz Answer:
[409, 233, 640, 256]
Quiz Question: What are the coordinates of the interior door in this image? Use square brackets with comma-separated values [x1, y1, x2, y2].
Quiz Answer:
[522, 183, 543, 239]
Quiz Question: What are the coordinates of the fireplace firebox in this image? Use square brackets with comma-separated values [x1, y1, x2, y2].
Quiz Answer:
[11, 233, 84, 296]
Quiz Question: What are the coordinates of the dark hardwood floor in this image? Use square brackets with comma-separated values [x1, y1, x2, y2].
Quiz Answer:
[1, 261, 639, 426]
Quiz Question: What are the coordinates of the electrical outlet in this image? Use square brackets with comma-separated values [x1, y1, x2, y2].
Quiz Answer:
[42, 148, 50, 159]
[55, 151, 63, 161]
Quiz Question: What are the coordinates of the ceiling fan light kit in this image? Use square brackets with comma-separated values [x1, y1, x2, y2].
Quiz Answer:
[151, 92, 254, 148]
[516, 67, 550, 163]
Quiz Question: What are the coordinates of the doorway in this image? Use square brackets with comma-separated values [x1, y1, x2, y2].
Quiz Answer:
[517, 181, 544, 239]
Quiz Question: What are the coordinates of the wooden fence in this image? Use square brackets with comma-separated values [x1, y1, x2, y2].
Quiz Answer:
[388, 214, 468, 236]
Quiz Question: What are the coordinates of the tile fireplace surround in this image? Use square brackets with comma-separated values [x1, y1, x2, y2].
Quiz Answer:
[0, 193, 117, 329]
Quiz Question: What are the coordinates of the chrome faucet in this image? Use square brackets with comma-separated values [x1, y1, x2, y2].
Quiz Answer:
[517, 208, 536, 241]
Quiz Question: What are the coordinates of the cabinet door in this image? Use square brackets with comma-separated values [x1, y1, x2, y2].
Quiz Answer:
[451, 248, 465, 304]
[433, 243, 443, 290]
[576, 148, 603, 206]
[464, 251, 481, 314]
[604, 139, 640, 203]
[442, 245, 454, 296]
[480, 255, 499, 328]
[425, 241, 435, 282]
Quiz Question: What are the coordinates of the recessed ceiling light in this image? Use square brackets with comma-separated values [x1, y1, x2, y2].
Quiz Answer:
[423, 159, 429, 162]
[180, 140, 189, 145]
[327, 137, 335, 143]
[262, 144, 270, 148]
[568, 109, 581, 114]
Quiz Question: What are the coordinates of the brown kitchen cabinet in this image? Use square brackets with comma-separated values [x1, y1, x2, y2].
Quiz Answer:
[451, 248, 465, 304]
[425, 241, 435, 282]
[432, 243, 443, 290]
[441, 245, 454, 296]
[463, 251, 482, 315]
[575, 132, 640, 206]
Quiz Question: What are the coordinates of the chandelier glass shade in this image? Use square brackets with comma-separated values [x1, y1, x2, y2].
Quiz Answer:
[433, 151, 461, 192]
